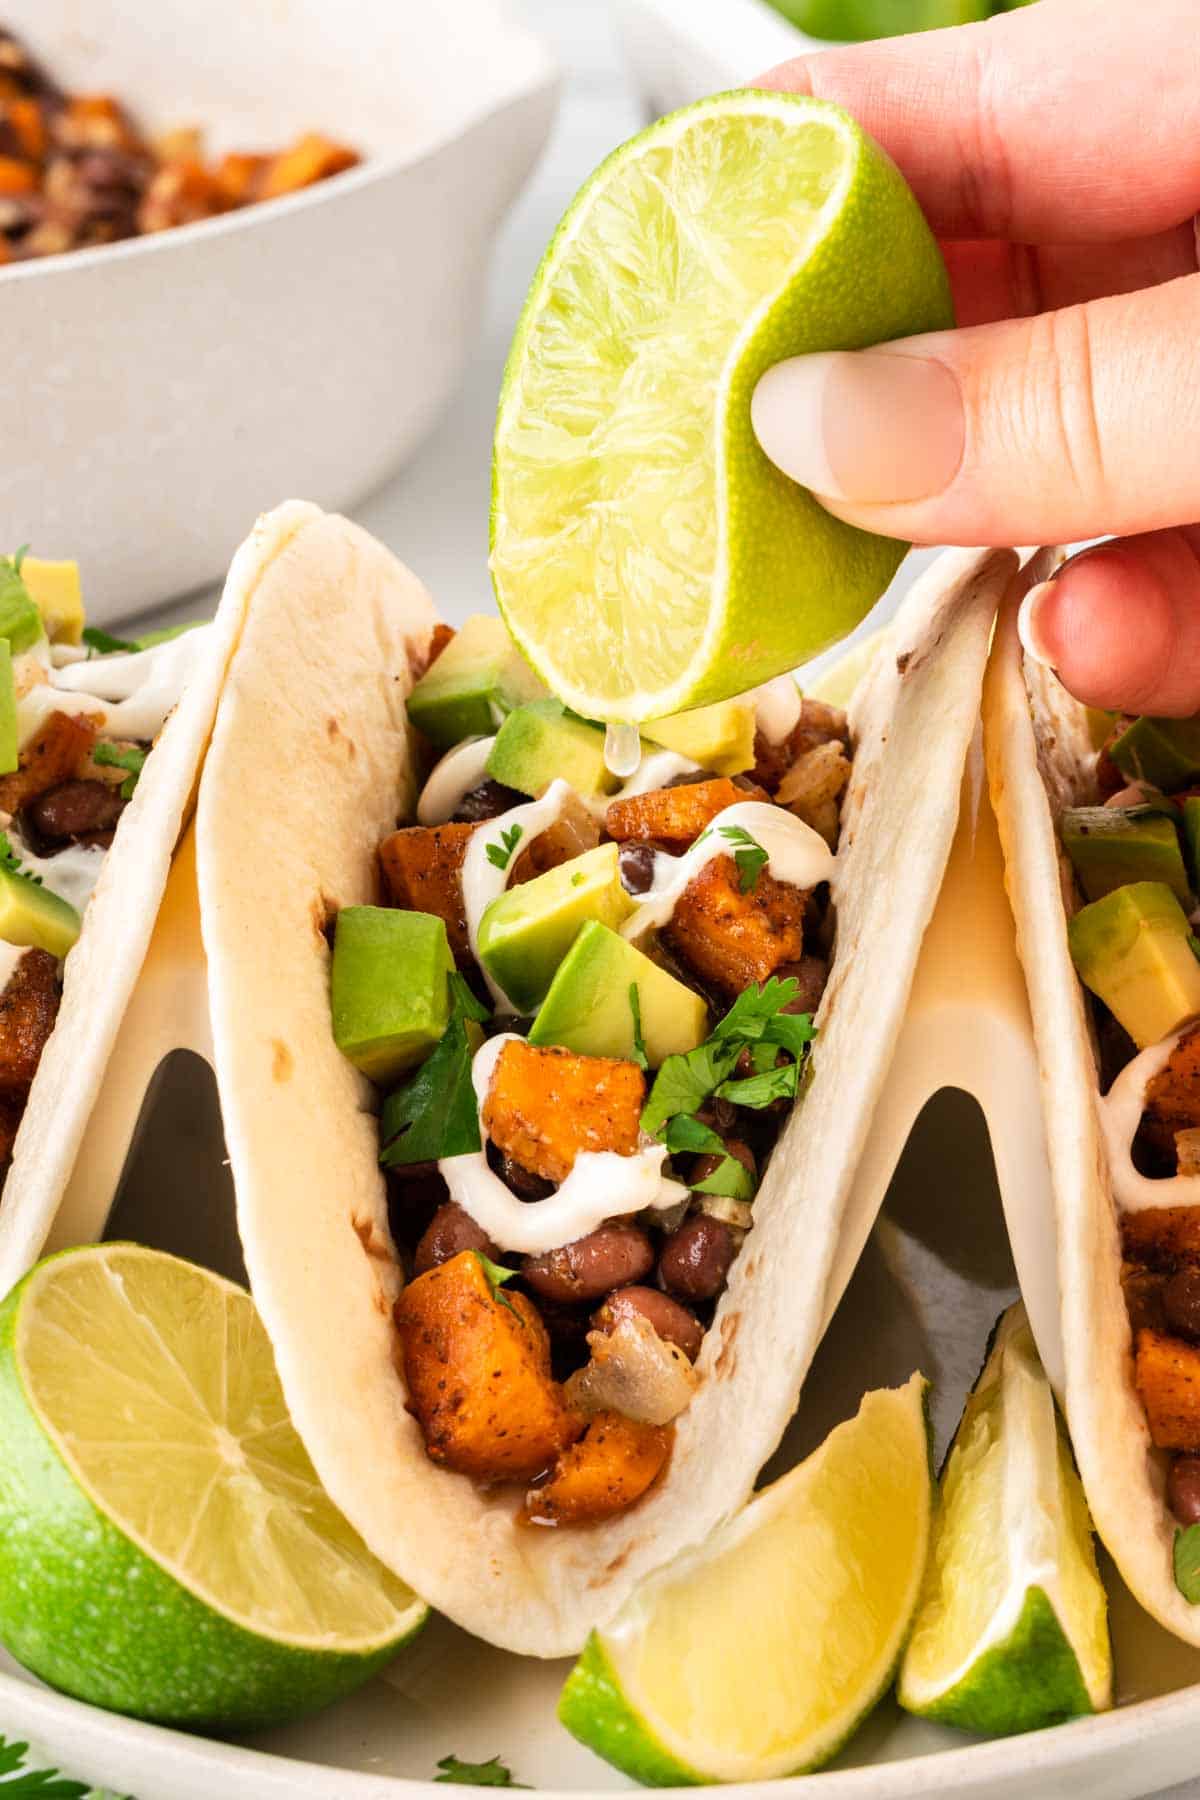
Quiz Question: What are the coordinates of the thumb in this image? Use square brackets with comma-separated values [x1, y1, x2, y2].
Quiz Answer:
[750, 272, 1200, 548]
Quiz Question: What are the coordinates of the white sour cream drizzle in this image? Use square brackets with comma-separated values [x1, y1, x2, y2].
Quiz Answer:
[438, 1034, 689, 1255]
[623, 801, 836, 944]
[1099, 1030, 1200, 1213]
[754, 675, 802, 745]
[461, 779, 580, 1012]
[417, 736, 497, 826]
[15, 627, 209, 750]
[9, 830, 107, 916]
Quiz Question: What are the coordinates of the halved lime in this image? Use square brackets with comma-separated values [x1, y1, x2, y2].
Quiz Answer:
[898, 1304, 1111, 1733]
[490, 90, 952, 724]
[559, 1373, 932, 1783]
[0, 1244, 426, 1728]
[805, 626, 885, 709]
[766, 0, 991, 43]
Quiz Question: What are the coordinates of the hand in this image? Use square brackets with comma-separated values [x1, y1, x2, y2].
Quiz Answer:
[748, 0, 1200, 716]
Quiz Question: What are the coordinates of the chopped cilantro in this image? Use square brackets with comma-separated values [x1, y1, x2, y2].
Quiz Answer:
[93, 740, 147, 800]
[435, 1754, 528, 1787]
[713, 975, 800, 1042]
[716, 1062, 799, 1108]
[81, 626, 135, 656]
[639, 1039, 739, 1139]
[713, 823, 768, 892]
[661, 1114, 755, 1201]
[485, 822, 523, 871]
[1175, 1525, 1200, 1603]
[379, 977, 491, 1167]
[0, 1735, 90, 1797]
[628, 983, 649, 1071]
[0, 831, 42, 886]
[476, 1252, 522, 1318]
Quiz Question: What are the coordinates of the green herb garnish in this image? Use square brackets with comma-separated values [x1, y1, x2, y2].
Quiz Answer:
[661, 1113, 755, 1200]
[0, 1735, 90, 1797]
[435, 1754, 528, 1787]
[81, 626, 135, 655]
[379, 975, 490, 1167]
[475, 1252, 522, 1318]
[93, 740, 147, 800]
[1175, 1525, 1200, 1603]
[702, 822, 768, 892]
[0, 831, 42, 886]
[485, 822, 523, 871]
[628, 982, 649, 1071]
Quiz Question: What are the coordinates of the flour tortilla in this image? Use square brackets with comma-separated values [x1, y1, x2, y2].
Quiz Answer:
[197, 513, 1014, 1656]
[983, 564, 1200, 1644]
[0, 502, 318, 1297]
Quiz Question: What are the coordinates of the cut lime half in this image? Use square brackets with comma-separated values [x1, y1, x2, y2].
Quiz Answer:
[491, 89, 952, 724]
[898, 1303, 1112, 1734]
[559, 1373, 932, 1783]
[0, 1244, 426, 1728]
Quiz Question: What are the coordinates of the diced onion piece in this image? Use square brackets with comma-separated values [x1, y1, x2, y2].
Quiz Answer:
[698, 1193, 753, 1231]
[776, 740, 850, 843]
[564, 1316, 699, 1427]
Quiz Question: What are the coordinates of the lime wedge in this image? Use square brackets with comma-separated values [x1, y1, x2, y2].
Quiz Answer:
[491, 90, 952, 725]
[0, 1245, 425, 1727]
[898, 1304, 1111, 1733]
[559, 1374, 932, 1783]
[805, 627, 885, 709]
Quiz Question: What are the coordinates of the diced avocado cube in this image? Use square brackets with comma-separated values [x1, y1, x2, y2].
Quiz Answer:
[0, 865, 80, 959]
[487, 700, 616, 800]
[641, 699, 757, 775]
[20, 558, 84, 645]
[477, 844, 634, 1014]
[331, 906, 454, 1082]
[1061, 806, 1192, 906]
[0, 643, 17, 777]
[529, 921, 709, 1065]
[1110, 717, 1200, 792]
[406, 614, 544, 751]
[0, 558, 44, 656]
[1068, 881, 1200, 1049]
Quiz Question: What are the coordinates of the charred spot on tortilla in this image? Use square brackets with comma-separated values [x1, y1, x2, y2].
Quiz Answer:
[270, 1039, 294, 1083]
[325, 716, 357, 758]
[714, 1309, 740, 1375]
[895, 650, 913, 676]
[313, 891, 340, 943]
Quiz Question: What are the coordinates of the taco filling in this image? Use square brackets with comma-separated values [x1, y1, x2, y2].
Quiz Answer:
[1059, 711, 1200, 1531]
[0, 550, 206, 1180]
[329, 619, 851, 1527]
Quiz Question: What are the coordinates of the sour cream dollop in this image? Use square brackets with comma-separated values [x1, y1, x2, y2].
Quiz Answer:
[15, 627, 209, 750]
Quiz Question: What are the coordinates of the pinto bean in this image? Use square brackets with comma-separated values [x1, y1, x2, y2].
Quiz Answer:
[413, 1203, 497, 1275]
[25, 778, 125, 845]
[523, 1223, 654, 1304]
[690, 1137, 756, 1189]
[1168, 1455, 1200, 1526]
[593, 1285, 704, 1362]
[618, 843, 656, 895]
[452, 778, 525, 824]
[1164, 1271, 1200, 1344]
[659, 1215, 735, 1302]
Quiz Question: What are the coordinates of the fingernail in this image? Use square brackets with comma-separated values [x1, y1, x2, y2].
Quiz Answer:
[1017, 581, 1059, 670]
[751, 350, 965, 503]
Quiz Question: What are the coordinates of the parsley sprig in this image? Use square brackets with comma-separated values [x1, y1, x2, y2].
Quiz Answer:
[697, 822, 769, 893]
[485, 823, 523, 871]
[380, 973, 490, 1167]
[93, 741, 147, 800]
[435, 1753, 528, 1787]
[0, 1735, 91, 1797]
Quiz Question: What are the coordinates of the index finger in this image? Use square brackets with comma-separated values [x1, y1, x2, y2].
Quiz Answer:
[756, 0, 1200, 243]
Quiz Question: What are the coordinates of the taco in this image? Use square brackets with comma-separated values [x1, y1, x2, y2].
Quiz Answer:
[196, 503, 1014, 1656]
[0, 502, 317, 1294]
[985, 558, 1200, 1643]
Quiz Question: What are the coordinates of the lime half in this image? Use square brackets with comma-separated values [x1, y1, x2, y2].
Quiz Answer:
[0, 1244, 426, 1728]
[898, 1304, 1111, 1734]
[559, 1373, 932, 1783]
[491, 90, 952, 724]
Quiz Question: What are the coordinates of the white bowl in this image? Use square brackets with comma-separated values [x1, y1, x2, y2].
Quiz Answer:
[611, 0, 822, 117]
[1, 0, 558, 620]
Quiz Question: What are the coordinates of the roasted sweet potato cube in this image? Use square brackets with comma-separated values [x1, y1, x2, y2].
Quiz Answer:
[1135, 1328, 1200, 1450]
[0, 151, 34, 192]
[0, 710, 99, 814]
[5, 97, 48, 162]
[212, 150, 268, 208]
[1139, 1027, 1200, 1166]
[663, 854, 806, 996]
[521, 1410, 671, 1525]
[379, 822, 478, 966]
[1121, 1207, 1200, 1273]
[258, 133, 359, 200]
[393, 1250, 582, 1481]
[605, 777, 768, 849]
[0, 949, 59, 1096]
[482, 1040, 644, 1186]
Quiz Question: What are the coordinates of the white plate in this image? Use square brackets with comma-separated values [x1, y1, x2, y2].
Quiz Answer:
[0, 0, 557, 620]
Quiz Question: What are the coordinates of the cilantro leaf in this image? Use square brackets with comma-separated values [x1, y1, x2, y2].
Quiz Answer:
[435, 1754, 528, 1787]
[628, 983, 649, 1071]
[379, 979, 491, 1167]
[94, 740, 147, 800]
[764, 1009, 816, 1058]
[716, 1061, 799, 1109]
[0, 1736, 89, 1797]
[485, 823, 523, 872]
[81, 626, 135, 655]
[476, 1252, 522, 1318]
[713, 976, 801, 1042]
[692, 1153, 756, 1201]
[639, 1039, 740, 1139]
[0, 831, 42, 886]
[661, 1114, 726, 1157]
[661, 1115, 755, 1201]
[717, 823, 769, 892]
[1175, 1525, 1200, 1603]
[448, 969, 490, 1024]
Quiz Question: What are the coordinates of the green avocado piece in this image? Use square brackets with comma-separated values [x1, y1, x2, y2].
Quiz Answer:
[0, 644, 17, 777]
[1110, 717, 1200, 792]
[1061, 806, 1192, 906]
[641, 699, 757, 776]
[0, 556, 44, 656]
[1183, 798, 1200, 891]
[331, 906, 454, 1082]
[487, 700, 617, 800]
[1068, 881, 1200, 1049]
[529, 921, 709, 1066]
[477, 844, 634, 1014]
[0, 864, 80, 958]
[406, 615, 544, 752]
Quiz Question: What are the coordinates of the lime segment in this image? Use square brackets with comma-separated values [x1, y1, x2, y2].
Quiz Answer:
[898, 1304, 1111, 1733]
[0, 1245, 425, 1727]
[491, 90, 952, 724]
[559, 1373, 932, 1783]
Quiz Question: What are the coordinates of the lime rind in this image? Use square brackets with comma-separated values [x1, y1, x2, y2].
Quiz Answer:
[491, 89, 952, 725]
[559, 1634, 706, 1788]
[911, 1585, 1094, 1737]
[0, 1246, 425, 1729]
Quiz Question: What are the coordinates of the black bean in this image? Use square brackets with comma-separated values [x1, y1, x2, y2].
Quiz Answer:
[413, 1203, 497, 1275]
[1164, 1271, 1200, 1343]
[593, 1285, 704, 1361]
[659, 1215, 735, 1302]
[1168, 1455, 1200, 1526]
[776, 954, 829, 1017]
[25, 779, 125, 846]
[452, 778, 525, 824]
[619, 843, 656, 895]
[523, 1223, 654, 1304]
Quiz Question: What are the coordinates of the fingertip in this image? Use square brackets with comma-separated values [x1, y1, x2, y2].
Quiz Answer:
[1027, 544, 1177, 714]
